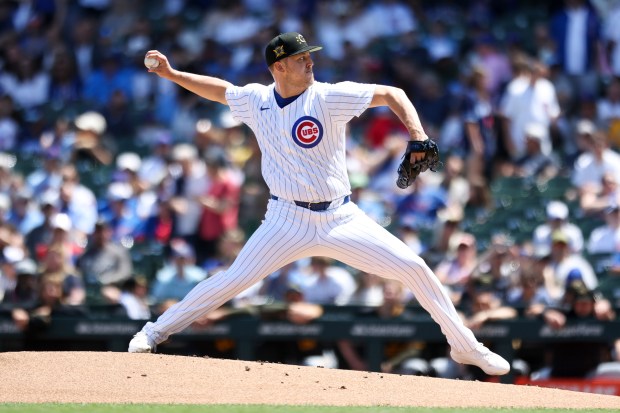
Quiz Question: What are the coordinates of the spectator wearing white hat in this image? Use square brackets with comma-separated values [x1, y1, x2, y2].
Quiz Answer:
[72, 110, 114, 166]
[167, 143, 208, 246]
[99, 182, 142, 243]
[532, 200, 584, 255]
[3, 259, 40, 306]
[0, 244, 26, 303]
[115, 152, 157, 221]
[510, 122, 561, 179]
[38, 212, 84, 268]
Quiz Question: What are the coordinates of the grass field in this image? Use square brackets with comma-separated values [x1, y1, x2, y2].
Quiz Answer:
[0, 405, 617, 413]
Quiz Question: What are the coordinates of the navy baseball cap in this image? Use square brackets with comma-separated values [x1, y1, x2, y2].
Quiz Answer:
[265, 32, 322, 66]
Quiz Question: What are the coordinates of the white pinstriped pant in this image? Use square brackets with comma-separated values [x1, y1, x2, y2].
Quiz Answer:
[142, 198, 479, 353]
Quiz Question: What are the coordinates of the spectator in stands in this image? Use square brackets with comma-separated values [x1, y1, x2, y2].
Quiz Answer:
[535, 279, 617, 379]
[68, 17, 100, 82]
[7, 188, 43, 235]
[257, 280, 334, 368]
[115, 152, 157, 221]
[118, 276, 151, 320]
[76, 220, 133, 293]
[0, 55, 49, 110]
[500, 57, 560, 161]
[0, 243, 20, 301]
[58, 165, 98, 238]
[135, 197, 174, 247]
[467, 33, 513, 97]
[601, 1, 620, 77]
[25, 190, 60, 259]
[338, 280, 431, 374]
[580, 171, 620, 216]
[38, 212, 83, 266]
[549, 0, 603, 113]
[462, 65, 502, 182]
[196, 152, 240, 265]
[434, 233, 478, 304]
[461, 275, 518, 331]
[202, 228, 246, 274]
[346, 271, 384, 307]
[587, 205, 620, 254]
[507, 270, 556, 317]
[464, 176, 494, 219]
[395, 174, 448, 231]
[426, 274, 519, 380]
[422, 204, 465, 269]
[509, 122, 561, 180]
[82, 52, 133, 109]
[597, 77, 620, 148]
[168, 143, 208, 249]
[2, 258, 39, 306]
[542, 230, 598, 300]
[302, 257, 356, 306]
[138, 130, 172, 188]
[0, 95, 20, 151]
[439, 156, 470, 209]
[237, 132, 269, 235]
[99, 181, 141, 243]
[11, 275, 88, 337]
[258, 261, 303, 303]
[600, 253, 620, 308]
[72, 110, 114, 166]
[572, 130, 620, 196]
[533, 200, 584, 254]
[25, 148, 63, 195]
[38, 243, 85, 306]
[150, 238, 206, 303]
[470, 234, 521, 303]
[363, 106, 408, 150]
[48, 46, 82, 107]
[396, 215, 423, 255]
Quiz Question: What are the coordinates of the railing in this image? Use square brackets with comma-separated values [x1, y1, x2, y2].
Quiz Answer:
[2, 310, 619, 384]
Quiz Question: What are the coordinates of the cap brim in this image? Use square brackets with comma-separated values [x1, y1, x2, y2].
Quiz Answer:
[290, 46, 322, 57]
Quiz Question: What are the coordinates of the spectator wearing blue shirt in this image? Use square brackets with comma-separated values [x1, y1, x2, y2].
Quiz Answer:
[150, 238, 207, 303]
[82, 52, 134, 109]
[99, 182, 143, 243]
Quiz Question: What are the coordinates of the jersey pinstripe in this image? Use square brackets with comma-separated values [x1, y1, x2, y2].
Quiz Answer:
[226, 81, 374, 202]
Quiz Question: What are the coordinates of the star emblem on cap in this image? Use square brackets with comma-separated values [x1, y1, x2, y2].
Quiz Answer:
[274, 45, 286, 58]
[295, 34, 306, 45]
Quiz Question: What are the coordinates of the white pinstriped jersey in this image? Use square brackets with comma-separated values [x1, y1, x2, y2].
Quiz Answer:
[225, 81, 375, 202]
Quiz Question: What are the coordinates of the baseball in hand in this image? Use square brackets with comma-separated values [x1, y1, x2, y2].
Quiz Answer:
[144, 56, 159, 69]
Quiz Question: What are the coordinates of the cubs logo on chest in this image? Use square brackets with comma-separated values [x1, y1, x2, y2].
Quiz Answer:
[291, 116, 323, 148]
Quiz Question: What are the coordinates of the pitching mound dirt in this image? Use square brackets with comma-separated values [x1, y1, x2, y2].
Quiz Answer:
[0, 352, 619, 408]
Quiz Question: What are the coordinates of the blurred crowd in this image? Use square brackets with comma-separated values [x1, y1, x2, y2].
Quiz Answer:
[1, 0, 620, 380]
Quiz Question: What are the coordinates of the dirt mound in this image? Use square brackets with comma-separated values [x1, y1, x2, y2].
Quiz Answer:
[0, 352, 619, 408]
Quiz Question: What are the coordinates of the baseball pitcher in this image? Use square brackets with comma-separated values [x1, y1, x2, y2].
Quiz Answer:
[129, 32, 510, 376]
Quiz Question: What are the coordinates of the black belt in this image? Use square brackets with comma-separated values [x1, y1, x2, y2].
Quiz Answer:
[270, 195, 350, 211]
